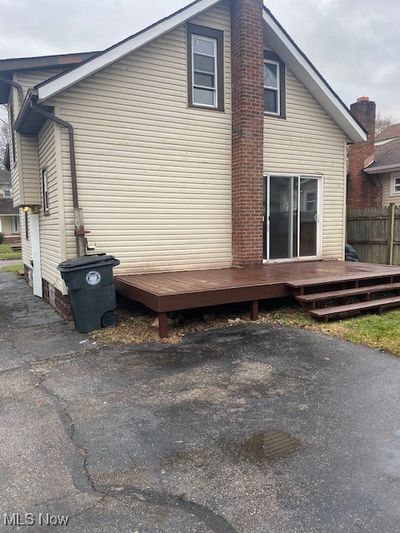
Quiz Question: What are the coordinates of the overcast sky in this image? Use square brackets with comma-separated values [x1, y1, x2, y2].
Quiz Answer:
[0, 0, 398, 118]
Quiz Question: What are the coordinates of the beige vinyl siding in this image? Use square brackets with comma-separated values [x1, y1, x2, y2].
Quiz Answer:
[11, 69, 64, 284]
[381, 172, 400, 206]
[37, 120, 64, 291]
[15, 69, 62, 95]
[50, 0, 232, 274]
[264, 65, 347, 260]
[9, 70, 62, 274]
[10, 70, 61, 208]
[18, 135, 41, 205]
[10, 87, 22, 207]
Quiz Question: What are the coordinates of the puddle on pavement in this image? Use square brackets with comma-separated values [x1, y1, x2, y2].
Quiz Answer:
[239, 431, 300, 463]
[164, 431, 301, 470]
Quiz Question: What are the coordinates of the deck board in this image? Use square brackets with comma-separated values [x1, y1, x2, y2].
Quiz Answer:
[115, 261, 400, 313]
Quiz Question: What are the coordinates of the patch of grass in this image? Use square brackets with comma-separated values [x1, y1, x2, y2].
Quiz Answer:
[258, 306, 400, 357]
[0, 263, 23, 273]
[91, 303, 400, 356]
[0, 243, 22, 260]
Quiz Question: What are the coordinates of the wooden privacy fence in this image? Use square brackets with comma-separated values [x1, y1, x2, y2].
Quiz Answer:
[347, 204, 400, 265]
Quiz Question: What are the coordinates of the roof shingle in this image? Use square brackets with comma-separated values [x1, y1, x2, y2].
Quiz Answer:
[365, 137, 400, 173]
[0, 197, 18, 215]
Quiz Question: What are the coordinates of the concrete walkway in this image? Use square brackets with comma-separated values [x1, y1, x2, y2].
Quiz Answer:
[0, 271, 400, 532]
[0, 258, 23, 267]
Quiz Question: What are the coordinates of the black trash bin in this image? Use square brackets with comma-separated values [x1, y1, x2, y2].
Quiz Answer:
[57, 254, 120, 333]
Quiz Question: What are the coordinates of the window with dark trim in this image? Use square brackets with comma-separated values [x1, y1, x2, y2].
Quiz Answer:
[187, 23, 224, 111]
[41, 168, 49, 214]
[24, 211, 29, 240]
[263, 50, 286, 118]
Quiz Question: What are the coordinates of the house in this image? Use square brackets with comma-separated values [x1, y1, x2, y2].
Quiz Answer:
[347, 98, 400, 208]
[8, 0, 400, 332]
[0, 169, 20, 241]
[366, 124, 400, 207]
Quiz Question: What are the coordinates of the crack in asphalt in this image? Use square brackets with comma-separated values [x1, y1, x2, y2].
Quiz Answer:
[31, 370, 237, 533]
[31, 370, 96, 494]
[101, 486, 237, 533]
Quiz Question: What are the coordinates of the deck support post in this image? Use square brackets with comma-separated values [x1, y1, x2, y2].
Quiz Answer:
[250, 300, 259, 320]
[158, 312, 169, 338]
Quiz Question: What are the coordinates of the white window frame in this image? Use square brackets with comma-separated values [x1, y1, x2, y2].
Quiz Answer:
[391, 174, 400, 196]
[3, 187, 11, 198]
[304, 190, 317, 212]
[41, 168, 49, 213]
[192, 34, 218, 109]
[264, 59, 280, 116]
[264, 173, 323, 263]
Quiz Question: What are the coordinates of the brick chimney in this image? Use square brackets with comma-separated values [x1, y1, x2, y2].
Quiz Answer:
[348, 97, 381, 208]
[231, 0, 264, 266]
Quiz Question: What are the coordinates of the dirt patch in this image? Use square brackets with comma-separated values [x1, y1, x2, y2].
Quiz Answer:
[90, 308, 255, 346]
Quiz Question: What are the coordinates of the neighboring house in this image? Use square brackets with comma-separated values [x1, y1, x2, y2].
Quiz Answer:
[366, 126, 400, 207]
[0, 169, 20, 239]
[0, 0, 366, 315]
[347, 98, 400, 208]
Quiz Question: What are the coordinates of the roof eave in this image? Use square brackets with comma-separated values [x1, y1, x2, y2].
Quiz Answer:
[262, 7, 367, 144]
[14, 89, 52, 135]
[37, 0, 221, 103]
[35, 0, 366, 145]
[364, 164, 400, 175]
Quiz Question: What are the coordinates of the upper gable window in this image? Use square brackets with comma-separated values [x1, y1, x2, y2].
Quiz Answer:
[264, 50, 286, 118]
[187, 23, 224, 111]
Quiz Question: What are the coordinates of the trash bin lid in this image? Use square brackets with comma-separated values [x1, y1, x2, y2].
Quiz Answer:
[57, 254, 120, 272]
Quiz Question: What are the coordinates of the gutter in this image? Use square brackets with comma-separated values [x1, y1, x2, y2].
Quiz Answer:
[0, 77, 24, 106]
[29, 101, 79, 208]
[364, 163, 400, 175]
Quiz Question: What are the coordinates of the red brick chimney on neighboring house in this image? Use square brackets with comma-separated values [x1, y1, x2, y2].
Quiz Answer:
[231, 0, 264, 266]
[348, 97, 381, 208]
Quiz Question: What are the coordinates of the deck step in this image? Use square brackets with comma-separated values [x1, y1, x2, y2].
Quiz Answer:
[309, 295, 400, 319]
[288, 271, 399, 289]
[296, 282, 400, 303]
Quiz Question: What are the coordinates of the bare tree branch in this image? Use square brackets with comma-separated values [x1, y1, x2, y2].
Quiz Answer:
[0, 104, 9, 170]
[375, 112, 398, 135]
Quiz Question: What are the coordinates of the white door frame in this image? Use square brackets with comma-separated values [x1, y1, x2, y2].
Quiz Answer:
[30, 213, 43, 297]
[264, 173, 323, 263]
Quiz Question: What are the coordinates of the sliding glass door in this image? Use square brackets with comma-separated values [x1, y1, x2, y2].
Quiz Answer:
[264, 175, 320, 261]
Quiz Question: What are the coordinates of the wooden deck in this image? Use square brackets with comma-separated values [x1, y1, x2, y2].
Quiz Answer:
[115, 261, 400, 337]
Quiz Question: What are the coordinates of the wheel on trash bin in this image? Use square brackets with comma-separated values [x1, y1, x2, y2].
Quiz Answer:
[101, 310, 117, 328]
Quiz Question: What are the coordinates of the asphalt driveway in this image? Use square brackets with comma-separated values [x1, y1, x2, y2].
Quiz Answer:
[1, 271, 400, 532]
